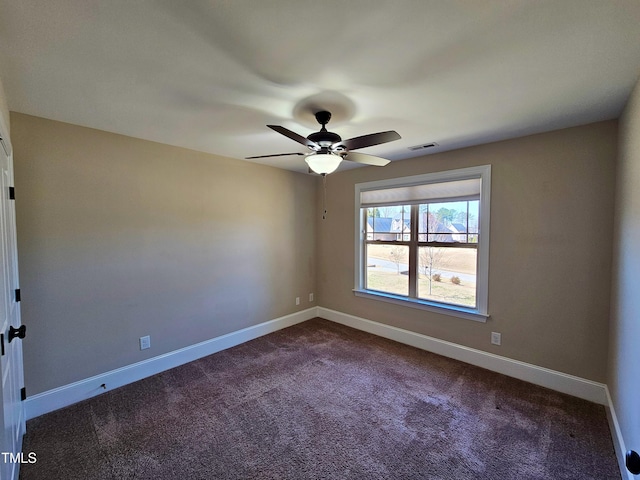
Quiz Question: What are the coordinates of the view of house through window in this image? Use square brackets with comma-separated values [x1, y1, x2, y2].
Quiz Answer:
[356, 165, 490, 318]
[365, 201, 479, 308]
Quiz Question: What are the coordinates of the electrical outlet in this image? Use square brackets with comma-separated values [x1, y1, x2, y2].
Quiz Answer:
[140, 335, 151, 350]
[295, 297, 300, 306]
[309, 293, 314, 302]
[491, 332, 501, 346]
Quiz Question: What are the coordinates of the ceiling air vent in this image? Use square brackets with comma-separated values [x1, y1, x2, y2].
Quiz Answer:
[408, 142, 439, 151]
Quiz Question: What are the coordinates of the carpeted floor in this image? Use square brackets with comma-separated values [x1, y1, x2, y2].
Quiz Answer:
[20, 318, 620, 479]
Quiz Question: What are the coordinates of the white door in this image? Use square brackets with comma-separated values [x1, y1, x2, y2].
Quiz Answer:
[0, 134, 26, 480]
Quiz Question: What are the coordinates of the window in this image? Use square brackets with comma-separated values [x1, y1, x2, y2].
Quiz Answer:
[354, 165, 491, 322]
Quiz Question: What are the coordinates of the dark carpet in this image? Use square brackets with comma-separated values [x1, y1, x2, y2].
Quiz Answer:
[20, 318, 620, 479]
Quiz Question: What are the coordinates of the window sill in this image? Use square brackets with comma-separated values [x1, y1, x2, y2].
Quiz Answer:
[352, 289, 489, 323]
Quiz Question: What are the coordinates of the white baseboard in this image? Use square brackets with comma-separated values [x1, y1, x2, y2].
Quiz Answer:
[318, 307, 608, 405]
[26, 306, 627, 475]
[25, 308, 318, 420]
[26, 306, 609, 419]
[605, 386, 634, 480]
[25, 306, 629, 477]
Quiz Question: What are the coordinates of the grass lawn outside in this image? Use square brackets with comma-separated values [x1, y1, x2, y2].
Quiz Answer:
[365, 244, 477, 307]
[367, 244, 477, 275]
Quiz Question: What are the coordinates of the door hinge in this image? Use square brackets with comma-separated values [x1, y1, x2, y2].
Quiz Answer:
[20, 387, 26, 401]
[9, 187, 15, 200]
[0, 334, 4, 356]
[14, 289, 21, 302]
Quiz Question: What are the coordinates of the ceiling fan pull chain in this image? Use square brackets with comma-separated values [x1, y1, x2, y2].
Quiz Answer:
[322, 174, 328, 220]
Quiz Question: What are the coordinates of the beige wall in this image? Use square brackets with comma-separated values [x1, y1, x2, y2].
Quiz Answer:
[609, 76, 640, 457]
[318, 121, 617, 383]
[0, 73, 9, 138]
[11, 113, 317, 395]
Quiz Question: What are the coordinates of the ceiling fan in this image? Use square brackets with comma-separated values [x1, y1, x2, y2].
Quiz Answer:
[246, 111, 401, 175]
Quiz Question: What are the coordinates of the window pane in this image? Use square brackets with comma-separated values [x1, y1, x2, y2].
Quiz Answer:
[366, 244, 409, 296]
[427, 233, 457, 243]
[365, 206, 411, 242]
[418, 246, 477, 308]
[468, 201, 479, 234]
[419, 200, 479, 243]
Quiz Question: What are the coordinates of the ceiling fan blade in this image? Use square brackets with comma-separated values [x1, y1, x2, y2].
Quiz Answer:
[267, 125, 320, 150]
[245, 152, 304, 159]
[334, 130, 400, 151]
[343, 152, 391, 167]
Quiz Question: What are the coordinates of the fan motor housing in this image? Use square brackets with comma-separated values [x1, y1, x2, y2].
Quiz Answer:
[308, 130, 341, 146]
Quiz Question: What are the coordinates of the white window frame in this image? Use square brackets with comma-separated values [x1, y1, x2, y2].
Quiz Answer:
[354, 165, 491, 322]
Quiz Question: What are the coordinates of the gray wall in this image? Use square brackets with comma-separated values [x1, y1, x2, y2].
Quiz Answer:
[609, 75, 640, 459]
[11, 113, 317, 395]
[317, 121, 617, 383]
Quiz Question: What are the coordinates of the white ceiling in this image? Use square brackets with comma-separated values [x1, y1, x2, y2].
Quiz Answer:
[1, 0, 639, 174]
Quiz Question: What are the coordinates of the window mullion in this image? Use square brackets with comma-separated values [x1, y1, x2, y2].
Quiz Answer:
[408, 204, 418, 298]
[466, 200, 469, 243]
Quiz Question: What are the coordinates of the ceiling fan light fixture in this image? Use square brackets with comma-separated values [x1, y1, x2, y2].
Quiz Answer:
[252, 111, 400, 172]
[305, 153, 342, 175]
